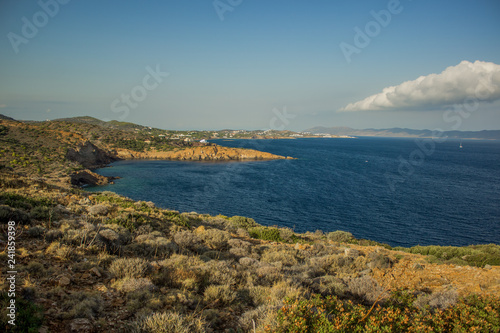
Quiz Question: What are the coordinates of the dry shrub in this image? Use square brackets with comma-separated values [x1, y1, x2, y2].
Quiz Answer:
[367, 251, 393, 269]
[109, 257, 149, 279]
[173, 230, 201, 252]
[239, 305, 280, 333]
[61, 291, 103, 319]
[347, 275, 386, 303]
[414, 289, 458, 310]
[46, 241, 73, 260]
[327, 230, 354, 243]
[310, 275, 346, 296]
[203, 284, 236, 307]
[130, 311, 206, 333]
[113, 277, 155, 293]
[255, 263, 284, 286]
[228, 238, 252, 257]
[261, 247, 298, 267]
[88, 204, 108, 216]
[130, 233, 178, 258]
[199, 228, 230, 250]
[203, 260, 238, 286]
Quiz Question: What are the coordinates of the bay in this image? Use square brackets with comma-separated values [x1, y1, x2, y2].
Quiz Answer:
[90, 137, 500, 247]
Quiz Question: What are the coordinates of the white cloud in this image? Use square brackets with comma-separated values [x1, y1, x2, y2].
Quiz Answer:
[339, 60, 500, 112]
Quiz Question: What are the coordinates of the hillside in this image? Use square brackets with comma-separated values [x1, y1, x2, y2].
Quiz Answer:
[0, 115, 499, 332]
[306, 126, 500, 140]
[0, 116, 289, 188]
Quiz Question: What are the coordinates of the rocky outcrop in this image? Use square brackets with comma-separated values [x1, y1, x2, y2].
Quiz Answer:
[112, 145, 293, 161]
[70, 169, 117, 187]
[66, 141, 116, 168]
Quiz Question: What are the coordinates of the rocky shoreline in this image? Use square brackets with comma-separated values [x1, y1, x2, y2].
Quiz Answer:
[67, 141, 293, 187]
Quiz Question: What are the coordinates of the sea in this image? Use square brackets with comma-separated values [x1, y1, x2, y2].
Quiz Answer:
[89, 137, 500, 247]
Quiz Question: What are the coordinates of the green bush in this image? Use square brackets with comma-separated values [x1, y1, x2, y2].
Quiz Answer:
[249, 226, 283, 242]
[270, 293, 500, 333]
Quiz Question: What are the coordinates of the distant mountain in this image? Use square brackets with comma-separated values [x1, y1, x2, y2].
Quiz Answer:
[305, 126, 500, 140]
[52, 116, 150, 131]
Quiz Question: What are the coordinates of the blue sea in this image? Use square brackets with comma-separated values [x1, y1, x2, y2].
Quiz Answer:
[90, 137, 500, 247]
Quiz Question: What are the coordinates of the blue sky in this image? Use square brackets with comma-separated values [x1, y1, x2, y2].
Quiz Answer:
[1, 0, 499, 131]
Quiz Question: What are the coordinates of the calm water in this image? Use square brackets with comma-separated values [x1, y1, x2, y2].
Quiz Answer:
[90, 138, 500, 247]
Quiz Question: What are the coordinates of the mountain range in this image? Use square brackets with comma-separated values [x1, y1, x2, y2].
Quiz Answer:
[305, 126, 500, 140]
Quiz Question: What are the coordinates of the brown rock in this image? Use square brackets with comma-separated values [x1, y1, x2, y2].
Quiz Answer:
[90, 267, 102, 277]
[70, 169, 114, 187]
[58, 276, 71, 286]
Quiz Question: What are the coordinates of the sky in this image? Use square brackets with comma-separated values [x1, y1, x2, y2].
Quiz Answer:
[1, 0, 499, 131]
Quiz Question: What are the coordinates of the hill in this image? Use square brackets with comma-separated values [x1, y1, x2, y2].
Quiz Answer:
[0, 116, 289, 187]
[306, 126, 500, 140]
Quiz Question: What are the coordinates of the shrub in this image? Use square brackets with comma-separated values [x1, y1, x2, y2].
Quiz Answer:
[88, 204, 108, 216]
[249, 226, 283, 242]
[113, 277, 156, 293]
[27, 226, 45, 237]
[229, 215, 258, 229]
[310, 275, 345, 297]
[347, 275, 386, 303]
[414, 288, 458, 311]
[30, 206, 52, 220]
[46, 242, 73, 260]
[130, 311, 206, 333]
[270, 294, 500, 332]
[327, 230, 354, 243]
[261, 248, 298, 266]
[367, 251, 393, 269]
[61, 291, 103, 319]
[204, 284, 236, 307]
[173, 230, 201, 252]
[109, 257, 149, 279]
[25, 261, 46, 277]
[279, 227, 295, 242]
[199, 228, 230, 250]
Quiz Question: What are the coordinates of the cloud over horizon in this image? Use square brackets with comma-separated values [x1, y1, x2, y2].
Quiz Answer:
[339, 60, 500, 112]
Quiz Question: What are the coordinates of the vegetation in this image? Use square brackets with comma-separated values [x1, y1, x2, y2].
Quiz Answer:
[270, 292, 500, 332]
[394, 244, 500, 267]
